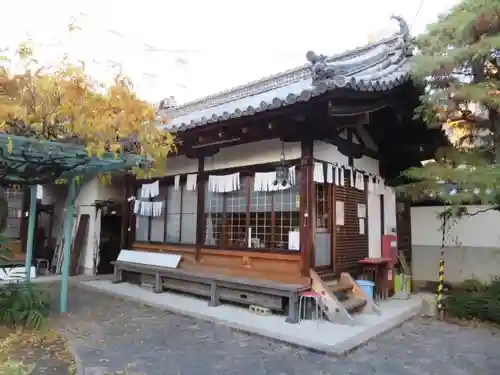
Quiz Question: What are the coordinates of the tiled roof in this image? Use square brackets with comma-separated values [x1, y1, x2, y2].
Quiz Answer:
[161, 16, 413, 132]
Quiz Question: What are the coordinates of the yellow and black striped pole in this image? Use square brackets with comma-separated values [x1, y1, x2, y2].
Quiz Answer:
[437, 250, 445, 320]
[437, 211, 449, 320]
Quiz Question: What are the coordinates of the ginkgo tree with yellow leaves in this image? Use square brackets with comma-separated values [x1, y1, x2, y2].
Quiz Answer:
[0, 39, 176, 181]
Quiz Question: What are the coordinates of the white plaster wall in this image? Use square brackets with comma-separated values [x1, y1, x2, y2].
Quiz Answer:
[354, 156, 381, 258]
[411, 205, 500, 247]
[42, 176, 124, 275]
[313, 141, 349, 165]
[411, 205, 500, 283]
[354, 155, 379, 175]
[164, 155, 198, 176]
[205, 139, 301, 171]
[383, 186, 397, 234]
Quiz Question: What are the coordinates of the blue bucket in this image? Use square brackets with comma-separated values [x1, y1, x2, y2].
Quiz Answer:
[356, 280, 375, 299]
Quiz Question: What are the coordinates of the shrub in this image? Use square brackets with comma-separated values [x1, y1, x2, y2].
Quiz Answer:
[0, 283, 51, 329]
[446, 280, 500, 324]
[0, 360, 28, 375]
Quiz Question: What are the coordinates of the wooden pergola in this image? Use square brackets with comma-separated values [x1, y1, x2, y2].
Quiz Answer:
[0, 134, 143, 313]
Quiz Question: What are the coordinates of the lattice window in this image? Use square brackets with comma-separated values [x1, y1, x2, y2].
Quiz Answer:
[204, 183, 224, 246]
[249, 188, 272, 249]
[272, 183, 300, 250]
[203, 174, 301, 251]
[316, 183, 330, 230]
[224, 178, 248, 248]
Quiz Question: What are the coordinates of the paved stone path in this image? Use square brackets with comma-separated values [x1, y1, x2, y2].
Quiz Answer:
[52, 285, 500, 375]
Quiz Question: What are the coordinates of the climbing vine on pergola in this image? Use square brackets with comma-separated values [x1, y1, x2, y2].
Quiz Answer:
[0, 37, 176, 313]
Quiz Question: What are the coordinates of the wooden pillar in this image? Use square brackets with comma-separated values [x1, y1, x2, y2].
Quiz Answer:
[20, 185, 31, 253]
[300, 139, 314, 277]
[120, 176, 129, 250]
[24, 186, 37, 280]
[195, 156, 205, 261]
[60, 177, 76, 313]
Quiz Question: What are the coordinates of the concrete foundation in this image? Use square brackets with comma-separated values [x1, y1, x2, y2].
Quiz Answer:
[75, 279, 423, 356]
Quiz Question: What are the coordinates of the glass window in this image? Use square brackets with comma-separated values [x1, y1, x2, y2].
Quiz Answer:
[272, 184, 300, 250]
[134, 187, 149, 242]
[134, 181, 198, 244]
[3, 187, 23, 239]
[165, 185, 182, 243]
[150, 186, 166, 242]
[203, 173, 301, 251]
[180, 184, 197, 244]
[204, 183, 225, 247]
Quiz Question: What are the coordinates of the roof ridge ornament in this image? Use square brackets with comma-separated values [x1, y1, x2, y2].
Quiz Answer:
[306, 51, 348, 88]
[307, 16, 412, 88]
[390, 14, 411, 43]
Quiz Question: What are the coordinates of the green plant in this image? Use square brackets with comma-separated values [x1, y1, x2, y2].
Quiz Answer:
[459, 278, 488, 293]
[447, 280, 500, 324]
[0, 283, 51, 329]
[0, 233, 12, 262]
[0, 360, 28, 375]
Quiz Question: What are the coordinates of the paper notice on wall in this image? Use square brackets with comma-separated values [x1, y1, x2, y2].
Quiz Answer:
[288, 231, 300, 250]
[336, 201, 344, 226]
[359, 218, 365, 234]
[357, 203, 366, 218]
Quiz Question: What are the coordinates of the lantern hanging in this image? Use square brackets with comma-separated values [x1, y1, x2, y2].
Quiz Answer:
[272, 142, 291, 188]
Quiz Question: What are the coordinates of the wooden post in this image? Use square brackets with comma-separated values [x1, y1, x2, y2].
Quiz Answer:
[195, 157, 205, 261]
[60, 177, 76, 314]
[24, 185, 37, 281]
[120, 175, 131, 250]
[300, 139, 313, 277]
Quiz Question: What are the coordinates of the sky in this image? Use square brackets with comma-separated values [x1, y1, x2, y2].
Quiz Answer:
[2, 0, 459, 105]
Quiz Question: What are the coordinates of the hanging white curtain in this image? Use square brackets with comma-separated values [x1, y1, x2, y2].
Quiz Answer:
[253, 166, 297, 191]
[313, 162, 324, 183]
[186, 174, 197, 191]
[140, 181, 160, 198]
[208, 172, 240, 193]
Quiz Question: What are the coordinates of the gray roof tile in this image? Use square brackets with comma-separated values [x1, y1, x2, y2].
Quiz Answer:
[162, 16, 413, 132]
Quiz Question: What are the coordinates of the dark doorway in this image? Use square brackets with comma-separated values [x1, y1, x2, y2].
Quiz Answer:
[98, 209, 122, 275]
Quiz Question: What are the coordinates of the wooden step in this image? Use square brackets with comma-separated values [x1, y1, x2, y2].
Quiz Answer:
[317, 271, 336, 281]
[340, 272, 381, 315]
[341, 297, 367, 312]
[310, 269, 380, 326]
[310, 270, 356, 325]
[328, 282, 353, 294]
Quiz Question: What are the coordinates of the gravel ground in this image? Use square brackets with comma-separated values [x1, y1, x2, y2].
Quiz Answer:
[46, 284, 500, 375]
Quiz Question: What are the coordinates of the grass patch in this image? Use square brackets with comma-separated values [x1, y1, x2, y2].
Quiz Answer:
[0, 325, 76, 375]
[446, 280, 500, 325]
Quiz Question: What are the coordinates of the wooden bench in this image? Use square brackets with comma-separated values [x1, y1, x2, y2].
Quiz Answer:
[111, 251, 306, 324]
